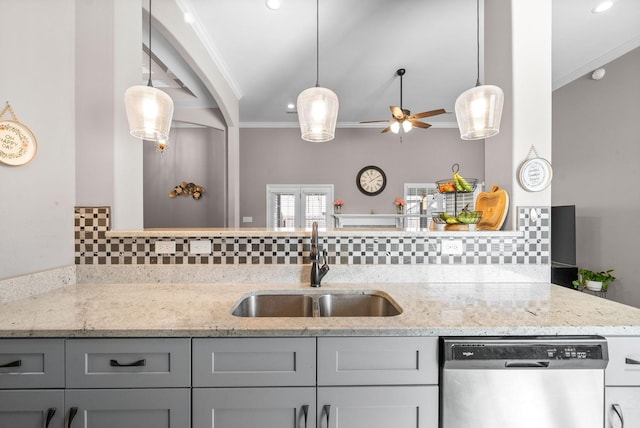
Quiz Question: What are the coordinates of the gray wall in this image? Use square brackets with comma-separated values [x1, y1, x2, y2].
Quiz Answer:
[144, 127, 226, 228]
[0, 0, 76, 279]
[552, 47, 640, 308]
[239, 127, 485, 227]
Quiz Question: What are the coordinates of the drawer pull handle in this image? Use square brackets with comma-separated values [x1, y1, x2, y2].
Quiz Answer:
[625, 357, 640, 365]
[323, 405, 331, 428]
[612, 403, 624, 427]
[300, 404, 309, 428]
[45, 407, 56, 428]
[109, 358, 146, 367]
[0, 359, 21, 368]
[67, 407, 78, 428]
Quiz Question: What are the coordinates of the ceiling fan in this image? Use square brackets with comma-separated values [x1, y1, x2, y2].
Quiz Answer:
[361, 68, 446, 134]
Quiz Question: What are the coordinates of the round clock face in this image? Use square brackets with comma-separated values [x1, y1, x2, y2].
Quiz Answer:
[356, 165, 387, 196]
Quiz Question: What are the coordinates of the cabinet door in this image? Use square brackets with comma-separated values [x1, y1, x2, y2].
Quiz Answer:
[317, 337, 438, 386]
[193, 387, 315, 428]
[193, 337, 315, 387]
[605, 336, 640, 386]
[0, 390, 64, 428]
[606, 386, 640, 428]
[317, 386, 438, 428]
[65, 389, 190, 428]
[66, 338, 190, 388]
[0, 338, 65, 388]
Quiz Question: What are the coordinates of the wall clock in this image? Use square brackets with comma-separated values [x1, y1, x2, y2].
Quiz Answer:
[356, 165, 387, 196]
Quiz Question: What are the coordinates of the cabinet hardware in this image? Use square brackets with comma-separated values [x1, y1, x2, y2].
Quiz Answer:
[109, 358, 146, 367]
[624, 357, 640, 365]
[323, 404, 331, 428]
[300, 404, 309, 428]
[612, 403, 624, 427]
[45, 407, 56, 428]
[0, 359, 21, 368]
[67, 407, 78, 428]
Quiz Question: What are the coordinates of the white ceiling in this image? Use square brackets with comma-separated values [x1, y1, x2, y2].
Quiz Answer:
[149, 0, 640, 129]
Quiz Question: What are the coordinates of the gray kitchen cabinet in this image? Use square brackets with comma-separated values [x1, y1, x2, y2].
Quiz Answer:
[317, 386, 437, 428]
[0, 339, 65, 427]
[0, 390, 64, 428]
[605, 336, 640, 427]
[65, 389, 190, 428]
[193, 387, 315, 428]
[192, 337, 316, 428]
[317, 337, 439, 428]
[65, 338, 191, 428]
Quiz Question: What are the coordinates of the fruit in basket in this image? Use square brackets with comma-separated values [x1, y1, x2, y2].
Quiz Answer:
[453, 172, 473, 192]
[457, 208, 482, 224]
[438, 181, 456, 193]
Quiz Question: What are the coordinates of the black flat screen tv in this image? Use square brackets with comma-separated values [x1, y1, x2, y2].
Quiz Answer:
[551, 205, 576, 266]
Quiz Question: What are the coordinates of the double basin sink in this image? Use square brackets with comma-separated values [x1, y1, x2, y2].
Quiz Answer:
[232, 290, 402, 318]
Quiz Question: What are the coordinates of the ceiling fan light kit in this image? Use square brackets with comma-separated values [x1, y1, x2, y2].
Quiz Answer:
[455, 0, 504, 141]
[361, 68, 446, 134]
[124, 0, 174, 142]
[297, 0, 339, 143]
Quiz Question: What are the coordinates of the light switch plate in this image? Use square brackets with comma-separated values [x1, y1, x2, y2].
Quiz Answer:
[189, 239, 212, 255]
[441, 239, 464, 255]
[155, 240, 176, 254]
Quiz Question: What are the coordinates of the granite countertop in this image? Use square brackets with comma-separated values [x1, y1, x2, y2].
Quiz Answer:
[1, 282, 640, 338]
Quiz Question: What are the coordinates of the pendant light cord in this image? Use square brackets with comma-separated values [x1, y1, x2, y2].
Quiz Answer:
[315, 0, 320, 87]
[147, 0, 153, 87]
[475, 0, 481, 87]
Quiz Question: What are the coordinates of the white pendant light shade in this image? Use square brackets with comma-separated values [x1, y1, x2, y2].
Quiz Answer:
[124, 85, 174, 141]
[296, 86, 339, 142]
[455, 84, 504, 140]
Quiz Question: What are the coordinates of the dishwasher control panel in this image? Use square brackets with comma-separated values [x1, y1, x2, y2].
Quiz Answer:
[441, 336, 609, 369]
[451, 343, 604, 360]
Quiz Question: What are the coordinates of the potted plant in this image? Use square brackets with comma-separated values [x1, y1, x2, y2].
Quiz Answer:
[572, 268, 615, 291]
[333, 199, 344, 214]
[394, 197, 406, 214]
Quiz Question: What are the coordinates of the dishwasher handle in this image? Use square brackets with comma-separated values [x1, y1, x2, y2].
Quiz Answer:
[504, 361, 550, 368]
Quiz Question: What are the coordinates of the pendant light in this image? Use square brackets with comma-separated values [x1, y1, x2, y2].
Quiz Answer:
[455, 0, 504, 140]
[124, 0, 174, 141]
[296, 0, 339, 143]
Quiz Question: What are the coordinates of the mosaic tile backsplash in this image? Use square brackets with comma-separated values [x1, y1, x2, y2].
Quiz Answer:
[74, 207, 549, 266]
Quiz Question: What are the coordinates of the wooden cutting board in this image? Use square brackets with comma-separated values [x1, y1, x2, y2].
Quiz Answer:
[475, 185, 509, 230]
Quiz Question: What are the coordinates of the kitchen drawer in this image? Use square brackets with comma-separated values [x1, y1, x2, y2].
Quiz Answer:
[192, 337, 315, 387]
[605, 336, 640, 386]
[317, 337, 438, 386]
[0, 338, 64, 389]
[66, 338, 190, 388]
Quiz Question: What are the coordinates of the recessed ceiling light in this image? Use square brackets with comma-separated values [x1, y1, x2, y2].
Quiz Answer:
[266, 0, 281, 10]
[183, 12, 195, 24]
[592, 1, 613, 13]
[287, 103, 295, 109]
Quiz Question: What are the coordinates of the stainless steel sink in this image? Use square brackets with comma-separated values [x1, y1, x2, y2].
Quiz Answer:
[318, 292, 402, 317]
[231, 291, 402, 318]
[231, 293, 314, 317]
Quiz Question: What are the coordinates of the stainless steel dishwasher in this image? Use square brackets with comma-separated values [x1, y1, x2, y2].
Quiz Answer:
[440, 336, 608, 428]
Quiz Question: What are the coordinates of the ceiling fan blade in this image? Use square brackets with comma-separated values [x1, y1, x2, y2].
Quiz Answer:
[381, 125, 392, 133]
[408, 108, 447, 120]
[360, 119, 393, 124]
[410, 120, 432, 129]
[390, 106, 405, 120]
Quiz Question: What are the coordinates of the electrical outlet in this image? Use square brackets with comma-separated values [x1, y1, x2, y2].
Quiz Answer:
[242, 216, 253, 223]
[189, 239, 212, 255]
[155, 240, 176, 254]
[441, 239, 464, 255]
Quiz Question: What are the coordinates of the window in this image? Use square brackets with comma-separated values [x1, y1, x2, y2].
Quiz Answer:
[266, 185, 333, 229]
